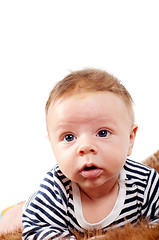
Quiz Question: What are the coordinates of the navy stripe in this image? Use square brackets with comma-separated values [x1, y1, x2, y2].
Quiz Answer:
[35, 194, 67, 217]
[126, 188, 144, 196]
[40, 184, 63, 205]
[31, 202, 67, 228]
[124, 165, 149, 177]
[124, 196, 143, 205]
[54, 181, 68, 206]
[126, 159, 150, 171]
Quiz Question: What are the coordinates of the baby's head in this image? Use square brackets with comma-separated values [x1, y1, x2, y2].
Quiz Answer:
[45, 69, 137, 190]
[46, 68, 134, 125]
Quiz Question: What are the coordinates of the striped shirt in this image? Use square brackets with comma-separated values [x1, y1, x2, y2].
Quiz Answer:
[22, 159, 159, 240]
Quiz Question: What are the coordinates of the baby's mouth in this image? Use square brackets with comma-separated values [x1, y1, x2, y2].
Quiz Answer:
[83, 166, 97, 171]
[80, 164, 102, 179]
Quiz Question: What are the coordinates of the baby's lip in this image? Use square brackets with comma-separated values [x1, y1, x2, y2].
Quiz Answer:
[81, 163, 98, 171]
[80, 164, 103, 179]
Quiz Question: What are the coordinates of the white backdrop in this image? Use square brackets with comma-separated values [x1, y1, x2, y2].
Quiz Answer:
[0, 0, 159, 210]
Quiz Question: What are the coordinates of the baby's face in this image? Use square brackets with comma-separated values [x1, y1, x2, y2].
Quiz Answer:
[46, 92, 137, 190]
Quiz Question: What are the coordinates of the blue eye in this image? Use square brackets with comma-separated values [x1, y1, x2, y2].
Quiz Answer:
[97, 130, 110, 138]
[64, 134, 76, 142]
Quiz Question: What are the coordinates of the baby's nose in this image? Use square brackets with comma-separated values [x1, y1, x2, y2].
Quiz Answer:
[77, 143, 97, 156]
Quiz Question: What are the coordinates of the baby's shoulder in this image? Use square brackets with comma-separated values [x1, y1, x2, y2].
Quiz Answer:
[43, 165, 72, 194]
[124, 159, 157, 185]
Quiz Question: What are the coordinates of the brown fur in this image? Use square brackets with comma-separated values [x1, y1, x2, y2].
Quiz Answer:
[78, 221, 159, 240]
[1, 222, 159, 240]
[143, 150, 159, 173]
[0, 230, 22, 240]
[0, 150, 159, 240]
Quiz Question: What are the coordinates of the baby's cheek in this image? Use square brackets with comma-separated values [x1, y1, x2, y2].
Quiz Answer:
[57, 158, 72, 176]
[106, 157, 124, 173]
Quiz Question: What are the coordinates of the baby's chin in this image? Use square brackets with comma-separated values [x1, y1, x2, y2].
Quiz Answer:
[77, 177, 112, 190]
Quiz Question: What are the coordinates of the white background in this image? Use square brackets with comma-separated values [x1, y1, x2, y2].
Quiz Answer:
[0, 0, 159, 210]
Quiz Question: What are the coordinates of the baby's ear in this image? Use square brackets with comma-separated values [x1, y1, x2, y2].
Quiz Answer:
[127, 125, 138, 156]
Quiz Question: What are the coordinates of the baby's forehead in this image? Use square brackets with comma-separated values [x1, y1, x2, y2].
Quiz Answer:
[47, 91, 134, 124]
[49, 90, 131, 108]
[46, 95, 135, 138]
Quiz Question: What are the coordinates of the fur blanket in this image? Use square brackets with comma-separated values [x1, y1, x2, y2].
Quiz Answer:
[0, 150, 159, 240]
[80, 221, 159, 240]
[0, 222, 159, 240]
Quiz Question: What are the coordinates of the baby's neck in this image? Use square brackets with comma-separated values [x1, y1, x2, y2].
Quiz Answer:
[79, 177, 118, 199]
[79, 180, 119, 224]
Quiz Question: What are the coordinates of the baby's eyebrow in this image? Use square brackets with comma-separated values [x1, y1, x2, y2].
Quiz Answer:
[56, 118, 118, 130]
[55, 122, 74, 131]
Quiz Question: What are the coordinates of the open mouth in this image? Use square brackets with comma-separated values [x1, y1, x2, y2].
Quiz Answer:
[83, 165, 98, 171]
[80, 164, 102, 179]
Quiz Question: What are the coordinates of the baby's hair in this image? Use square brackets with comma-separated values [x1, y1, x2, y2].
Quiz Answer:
[46, 68, 134, 123]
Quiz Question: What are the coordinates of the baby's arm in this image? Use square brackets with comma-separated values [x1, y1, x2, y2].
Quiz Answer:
[22, 195, 75, 240]
[23, 209, 75, 240]
[22, 171, 76, 240]
[0, 202, 24, 234]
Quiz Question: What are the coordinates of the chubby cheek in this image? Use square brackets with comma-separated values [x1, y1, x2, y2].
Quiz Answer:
[58, 161, 71, 178]
[105, 155, 125, 175]
[57, 157, 72, 175]
[102, 144, 127, 173]
[52, 146, 77, 180]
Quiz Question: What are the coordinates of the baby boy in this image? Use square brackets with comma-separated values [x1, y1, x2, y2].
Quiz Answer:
[22, 69, 159, 239]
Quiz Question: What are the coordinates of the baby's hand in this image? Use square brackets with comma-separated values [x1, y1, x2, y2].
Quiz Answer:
[0, 203, 24, 235]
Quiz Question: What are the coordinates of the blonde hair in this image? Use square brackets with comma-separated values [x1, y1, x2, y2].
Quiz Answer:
[46, 68, 134, 123]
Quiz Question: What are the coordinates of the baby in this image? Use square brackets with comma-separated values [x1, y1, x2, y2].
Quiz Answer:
[22, 69, 159, 239]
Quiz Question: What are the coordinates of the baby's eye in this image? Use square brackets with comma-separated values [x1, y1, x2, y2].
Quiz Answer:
[63, 134, 76, 142]
[97, 130, 110, 138]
